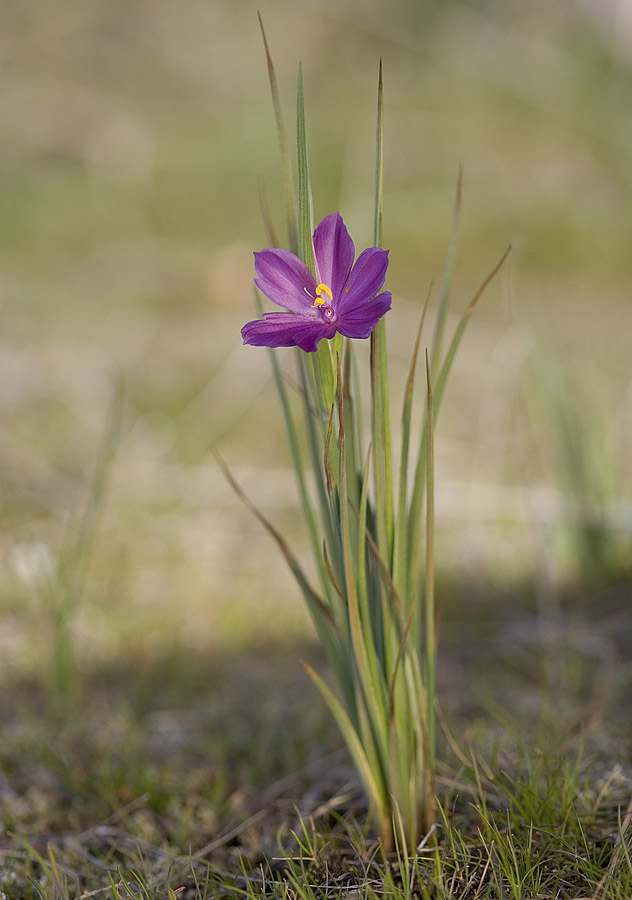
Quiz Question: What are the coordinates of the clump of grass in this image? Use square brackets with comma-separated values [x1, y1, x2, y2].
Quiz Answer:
[228, 741, 632, 900]
[0, 621, 630, 899]
[525, 337, 630, 582]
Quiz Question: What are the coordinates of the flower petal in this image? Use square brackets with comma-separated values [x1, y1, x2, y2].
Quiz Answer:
[336, 291, 392, 340]
[337, 247, 390, 316]
[312, 213, 355, 302]
[254, 249, 317, 312]
[242, 312, 335, 352]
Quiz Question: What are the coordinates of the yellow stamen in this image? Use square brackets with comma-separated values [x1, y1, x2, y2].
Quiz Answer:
[314, 283, 333, 307]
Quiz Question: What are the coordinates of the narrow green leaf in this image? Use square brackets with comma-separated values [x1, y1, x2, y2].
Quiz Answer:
[430, 165, 462, 375]
[365, 530, 404, 630]
[302, 661, 390, 839]
[261, 336, 330, 594]
[61, 379, 122, 607]
[370, 58, 394, 581]
[342, 341, 360, 516]
[296, 65, 334, 411]
[355, 443, 372, 611]
[424, 351, 436, 786]
[373, 58, 384, 249]
[353, 444, 389, 699]
[433, 245, 512, 411]
[323, 541, 346, 605]
[215, 452, 331, 627]
[258, 13, 297, 253]
[338, 358, 389, 746]
[297, 354, 344, 600]
[388, 606, 415, 725]
[408, 242, 510, 595]
[217, 446, 356, 714]
[324, 400, 336, 495]
[394, 281, 432, 609]
[296, 63, 315, 272]
[315, 339, 335, 413]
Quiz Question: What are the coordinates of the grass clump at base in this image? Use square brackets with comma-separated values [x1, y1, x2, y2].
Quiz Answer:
[0, 603, 630, 900]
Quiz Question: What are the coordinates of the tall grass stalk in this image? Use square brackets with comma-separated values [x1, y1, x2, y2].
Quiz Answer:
[231, 31, 507, 852]
[44, 383, 122, 712]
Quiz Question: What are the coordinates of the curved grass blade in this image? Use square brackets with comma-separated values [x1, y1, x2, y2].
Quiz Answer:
[214, 452, 332, 627]
[394, 281, 433, 608]
[302, 660, 391, 845]
[407, 245, 511, 592]
[430, 165, 462, 374]
[433, 245, 512, 411]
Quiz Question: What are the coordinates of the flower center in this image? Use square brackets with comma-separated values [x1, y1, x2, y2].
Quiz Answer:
[313, 283, 333, 307]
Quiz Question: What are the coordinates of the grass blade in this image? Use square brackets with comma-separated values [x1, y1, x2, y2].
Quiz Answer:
[302, 661, 390, 843]
[338, 357, 389, 755]
[370, 57, 394, 576]
[430, 165, 462, 375]
[296, 63, 314, 272]
[258, 13, 297, 254]
[433, 245, 511, 411]
[214, 452, 331, 627]
[394, 281, 432, 608]
[373, 59, 384, 249]
[424, 350, 436, 786]
[296, 64, 334, 412]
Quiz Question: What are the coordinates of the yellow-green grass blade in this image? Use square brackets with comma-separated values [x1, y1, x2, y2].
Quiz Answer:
[405, 172, 463, 578]
[355, 443, 373, 614]
[315, 338, 335, 417]
[302, 661, 390, 843]
[215, 453, 351, 701]
[60, 379, 122, 611]
[296, 64, 334, 414]
[373, 59, 384, 249]
[338, 358, 389, 752]
[215, 452, 330, 624]
[430, 166, 462, 375]
[433, 245, 511, 412]
[52, 380, 122, 706]
[256, 286, 343, 613]
[394, 282, 432, 612]
[407, 246, 511, 595]
[296, 63, 314, 273]
[370, 60, 394, 569]
[297, 353, 345, 603]
[342, 341, 360, 517]
[354, 445, 391, 694]
[424, 351, 436, 787]
[260, 321, 335, 605]
[258, 13, 297, 255]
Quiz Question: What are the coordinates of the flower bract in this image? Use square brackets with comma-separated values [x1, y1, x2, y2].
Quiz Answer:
[242, 213, 391, 352]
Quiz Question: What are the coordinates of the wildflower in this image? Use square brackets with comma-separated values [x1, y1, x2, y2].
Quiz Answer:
[242, 213, 391, 352]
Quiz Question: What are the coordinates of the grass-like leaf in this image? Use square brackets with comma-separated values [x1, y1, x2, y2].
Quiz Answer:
[394, 281, 432, 611]
[424, 350, 436, 791]
[258, 13, 297, 254]
[370, 60, 394, 573]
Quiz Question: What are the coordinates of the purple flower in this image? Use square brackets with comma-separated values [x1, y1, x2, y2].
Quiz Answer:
[242, 213, 392, 352]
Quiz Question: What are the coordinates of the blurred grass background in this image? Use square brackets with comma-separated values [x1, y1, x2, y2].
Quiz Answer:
[1, 0, 631, 687]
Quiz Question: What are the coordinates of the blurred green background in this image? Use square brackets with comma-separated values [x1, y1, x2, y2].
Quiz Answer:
[1, 0, 631, 682]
